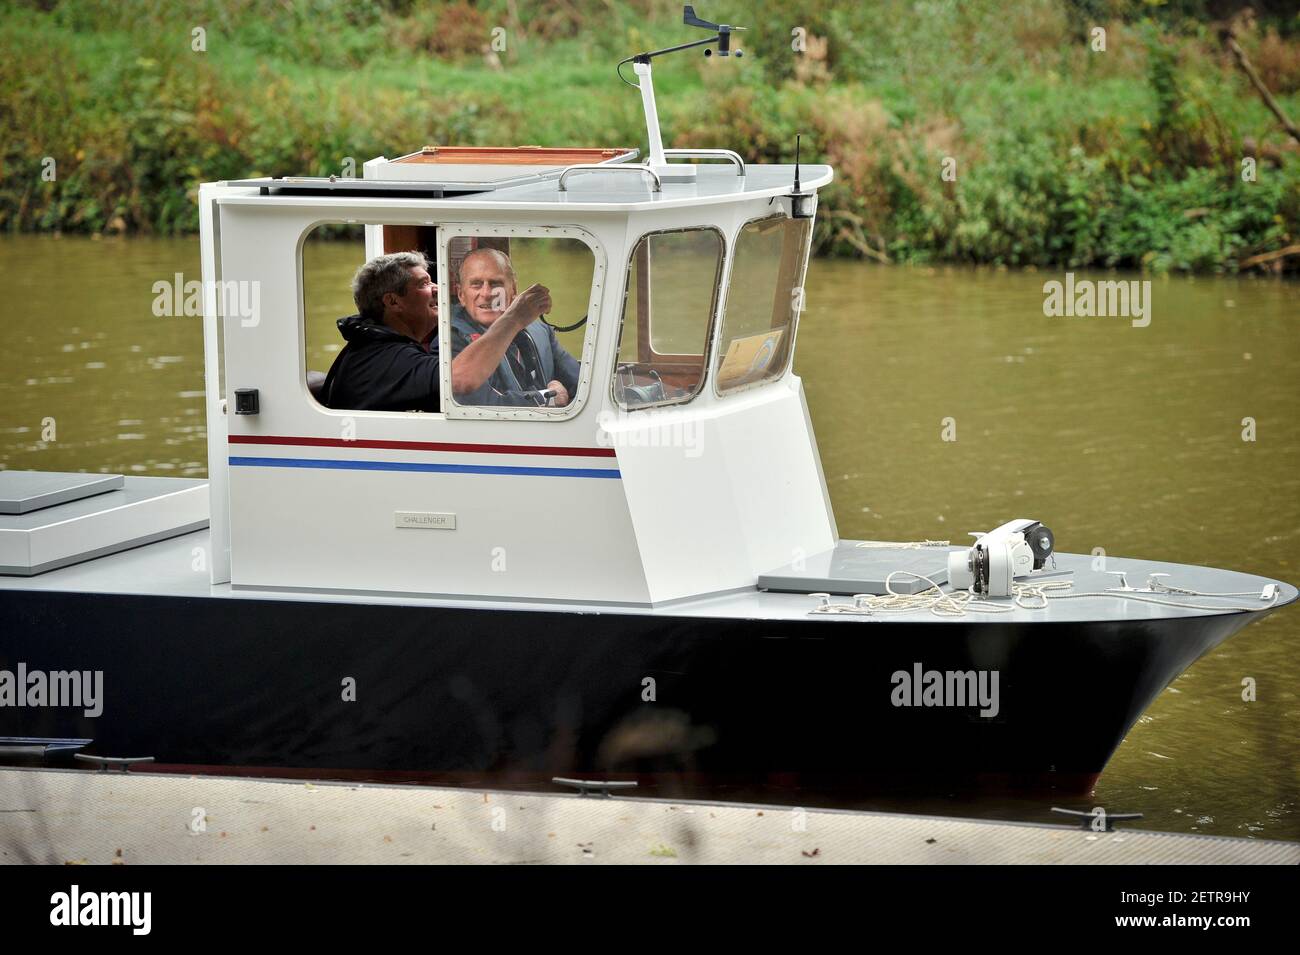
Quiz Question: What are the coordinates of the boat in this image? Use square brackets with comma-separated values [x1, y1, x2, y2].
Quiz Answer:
[1, 7, 1294, 806]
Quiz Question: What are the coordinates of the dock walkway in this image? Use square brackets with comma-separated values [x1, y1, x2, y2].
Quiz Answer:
[1, 768, 1295, 865]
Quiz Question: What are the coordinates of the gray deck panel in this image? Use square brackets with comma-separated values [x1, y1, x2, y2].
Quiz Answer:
[0, 477, 209, 576]
[0, 477, 205, 530]
[0, 522, 210, 577]
[759, 541, 959, 595]
[0, 471, 124, 515]
[0, 527, 1293, 625]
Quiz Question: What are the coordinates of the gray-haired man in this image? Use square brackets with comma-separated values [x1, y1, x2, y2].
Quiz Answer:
[446, 248, 580, 407]
[322, 252, 442, 412]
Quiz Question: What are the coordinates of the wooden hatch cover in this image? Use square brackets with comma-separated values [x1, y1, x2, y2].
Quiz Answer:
[395, 146, 635, 165]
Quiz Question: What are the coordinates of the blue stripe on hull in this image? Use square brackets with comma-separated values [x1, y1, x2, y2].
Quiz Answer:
[229, 455, 621, 480]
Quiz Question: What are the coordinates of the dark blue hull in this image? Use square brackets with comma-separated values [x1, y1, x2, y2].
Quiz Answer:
[0, 589, 1263, 803]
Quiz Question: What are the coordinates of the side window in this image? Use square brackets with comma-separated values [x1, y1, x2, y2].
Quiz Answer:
[303, 223, 440, 413]
[442, 233, 598, 415]
[715, 215, 812, 393]
[613, 228, 723, 410]
[303, 223, 366, 401]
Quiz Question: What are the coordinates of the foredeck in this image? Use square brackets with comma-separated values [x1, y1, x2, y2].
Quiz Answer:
[1, 526, 1293, 625]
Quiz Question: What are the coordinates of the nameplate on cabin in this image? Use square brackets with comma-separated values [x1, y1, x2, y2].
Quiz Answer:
[395, 511, 457, 530]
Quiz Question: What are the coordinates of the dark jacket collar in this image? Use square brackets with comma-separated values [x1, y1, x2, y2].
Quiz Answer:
[336, 313, 418, 345]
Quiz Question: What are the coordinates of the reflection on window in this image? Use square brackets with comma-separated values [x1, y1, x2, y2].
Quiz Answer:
[446, 237, 592, 410]
[715, 215, 811, 393]
[614, 229, 723, 410]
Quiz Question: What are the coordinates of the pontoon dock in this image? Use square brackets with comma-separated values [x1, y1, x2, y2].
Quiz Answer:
[2, 767, 1294, 865]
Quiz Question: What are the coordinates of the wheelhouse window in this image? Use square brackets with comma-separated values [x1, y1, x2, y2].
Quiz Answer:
[302, 222, 441, 413]
[613, 228, 724, 410]
[714, 215, 812, 394]
[439, 230, 600, 417]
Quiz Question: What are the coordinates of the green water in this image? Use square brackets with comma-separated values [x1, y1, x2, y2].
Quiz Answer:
[2, 234, 1297, 840]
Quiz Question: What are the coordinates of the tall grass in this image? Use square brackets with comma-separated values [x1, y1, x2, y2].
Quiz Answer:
[1, 0, 1297, 272]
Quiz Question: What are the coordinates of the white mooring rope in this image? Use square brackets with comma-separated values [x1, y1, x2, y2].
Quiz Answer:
[853, 540, 952, 550]
[809, 572, 1280, 618]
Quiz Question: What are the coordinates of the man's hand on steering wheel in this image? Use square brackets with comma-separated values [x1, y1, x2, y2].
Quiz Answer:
[546, 380, 570, 407]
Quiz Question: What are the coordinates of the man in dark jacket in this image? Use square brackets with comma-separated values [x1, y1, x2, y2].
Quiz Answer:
[322, 252, 442, 412]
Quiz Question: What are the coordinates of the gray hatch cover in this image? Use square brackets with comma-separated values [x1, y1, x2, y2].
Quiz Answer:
[0, 471, 125, 514]
[758, 541, 961, 596]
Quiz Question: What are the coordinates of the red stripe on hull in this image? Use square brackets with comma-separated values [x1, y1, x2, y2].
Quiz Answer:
[229, 435, 616, 458]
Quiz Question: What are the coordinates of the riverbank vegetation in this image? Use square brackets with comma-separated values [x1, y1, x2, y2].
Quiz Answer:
[2, 0, 1298, 272]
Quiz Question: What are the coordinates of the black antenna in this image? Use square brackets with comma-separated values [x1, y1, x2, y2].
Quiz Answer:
[789, 133, 814, 219]
[794, 133, 802, 192]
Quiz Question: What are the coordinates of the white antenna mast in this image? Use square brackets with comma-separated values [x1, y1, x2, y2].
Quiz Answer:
[617, 5, 745, 183]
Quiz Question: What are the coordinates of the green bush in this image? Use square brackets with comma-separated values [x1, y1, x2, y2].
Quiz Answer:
[2, 0, 1296, 272]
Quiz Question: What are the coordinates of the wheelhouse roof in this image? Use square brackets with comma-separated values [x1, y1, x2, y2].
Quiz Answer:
[218, 164, 832, 213]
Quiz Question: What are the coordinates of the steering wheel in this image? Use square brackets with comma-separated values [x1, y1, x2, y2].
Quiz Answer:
[615, 364, 667, 406]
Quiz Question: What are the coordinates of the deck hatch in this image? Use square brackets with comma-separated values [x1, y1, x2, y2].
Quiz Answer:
[0, 471, 124, 514]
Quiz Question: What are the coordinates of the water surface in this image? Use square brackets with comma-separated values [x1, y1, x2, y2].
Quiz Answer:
[2, 235, 1296, 840]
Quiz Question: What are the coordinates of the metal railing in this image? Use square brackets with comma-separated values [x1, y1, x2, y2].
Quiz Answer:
[557, 164, 663, 193]
[663, 148, 746, 176]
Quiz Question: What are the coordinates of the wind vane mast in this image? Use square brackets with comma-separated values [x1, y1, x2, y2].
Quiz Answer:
[618, 5, 745, 182]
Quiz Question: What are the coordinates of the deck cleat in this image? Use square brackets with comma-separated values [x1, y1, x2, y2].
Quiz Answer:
[1102, 570, 1136, 592]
